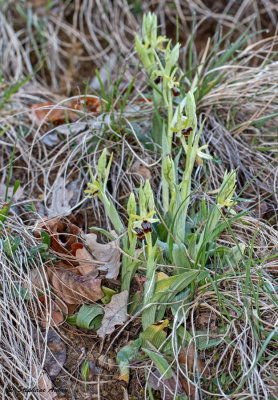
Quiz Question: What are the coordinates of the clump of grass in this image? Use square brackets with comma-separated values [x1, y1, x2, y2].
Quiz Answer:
[0, 212, 51, 394]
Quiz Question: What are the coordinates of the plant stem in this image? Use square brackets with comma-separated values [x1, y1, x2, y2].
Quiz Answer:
[141, 233, 157, 329]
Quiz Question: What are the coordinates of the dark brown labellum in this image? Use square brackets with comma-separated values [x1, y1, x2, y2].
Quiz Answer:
[181, 127, 193, 136]
[92, 190, 99, 196]
[137, 235, 145, 243]
[134, 227, 145, 238]
[142, 220, 152, 234]
[221, 207, 228, 216]
[171, 87, 180, 97]
[154, 76, 161, 84]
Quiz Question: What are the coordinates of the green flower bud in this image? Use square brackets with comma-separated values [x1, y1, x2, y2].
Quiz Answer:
[217, 170, 237, 208]
[127, 193, 136, 217]
[139, 181, 146, 216]
[97, 148, 107, 180]
[144, 180, 154, 212]
[185, 91, 197, 133]
[163, 155, 175, 188]
[135, 35, 152, 74]
[142, 12, 157, 48]
[165, 42, 180, 74]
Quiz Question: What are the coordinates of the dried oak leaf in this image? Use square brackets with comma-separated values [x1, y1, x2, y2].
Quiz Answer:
[179, 342, 209, 377]
[48, 267, 103, 305]
[84, 233, 121, 279]
[31, 102, 78, 127]
[47, 178, 74, 218]
[97, 290, 128, 338]
[38, 295, 67, 329]
[36, 217, 81, 255]
[31, 364, 56, 400]
[75, 246, 99, 278]
[178, 342, 209, 398]
[70, 96, 101, 113]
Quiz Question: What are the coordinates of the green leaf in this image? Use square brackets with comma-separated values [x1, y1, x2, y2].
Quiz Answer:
[66, 314, 77, 326]
[155, 270, 199, 304]
[81, 360, 90, 388]
[12, 180, 20, 196]
[12, 284, 31, 300]
[67, 304, 104, 330]
[89, 226, 116, 241]
[24, 203, 37, 214]
[170, 288, 191, 320]
[4, 236, 20, 256]
[172, 243, 192, 271]
[41, 231, 51, 248]
[185, 91, 197, 132]
[140, 320, 168, 349]
[117, 338, 142, 384]
[147, 270, 198, 323]
[117, 338, 142, 364]
[142, 348, 172, 379]
[228, 243, 245, 264]
[156, 211, 172, 242]
[195, 330, 223, 350]
[0, 203, 9, 223]
[101, 286, 118, 304]
[30, 243, 49, 255]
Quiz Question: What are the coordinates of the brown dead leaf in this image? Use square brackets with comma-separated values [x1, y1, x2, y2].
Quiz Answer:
[44, 330, 67, 380]
[178, 342, 208, 399]
[130, 159, 152, 181]
[31, 102, 78, 127]
[97, 290, 128, 338]
[84, 233, 121, 279]
[38, 295, 67, 329]
[70, 242, 84, 255]
[148, 368, 185, 400]
[48, 267, 103, 305]
[179, 342, 209, 377]
[70, 96, 101, 113]
[36, 217, 81, 255]
[28, 267, 47, 292]
[195, 311, 218, 333]
[47, 178, 74, 218]
[75, 246, 99, 278]
[32, 364, 56, 400]
[178, 376, 197, 400]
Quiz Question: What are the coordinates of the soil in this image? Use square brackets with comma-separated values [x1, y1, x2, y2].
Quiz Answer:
[50, 314, 145, 400]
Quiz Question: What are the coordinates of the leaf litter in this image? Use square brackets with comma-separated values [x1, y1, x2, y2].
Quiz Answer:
[97, 290, 128, 338]
[84, 232, 121, 279]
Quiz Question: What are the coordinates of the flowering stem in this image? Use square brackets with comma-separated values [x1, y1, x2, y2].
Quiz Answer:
[175, 136, 195, 243]
[98, 191, 128, 253]
[142, 233, 157, 329]
[162, 135, 169, 212]
[167, 93, 173, 149]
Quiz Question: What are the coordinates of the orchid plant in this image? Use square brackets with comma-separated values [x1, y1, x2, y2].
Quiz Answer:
[85, 12, 239, 332]
[83, 13, 249, 395]
[135, 12, 214, 238]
